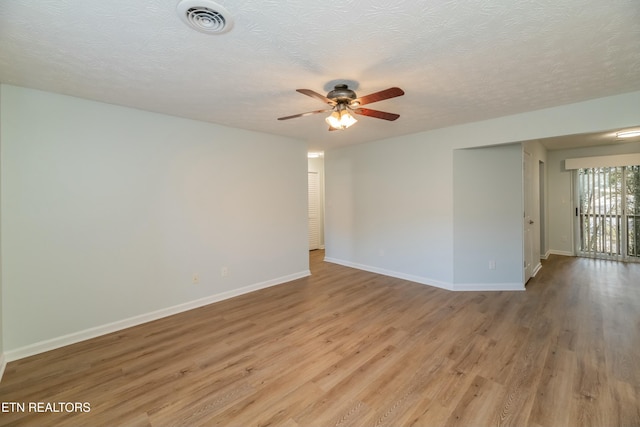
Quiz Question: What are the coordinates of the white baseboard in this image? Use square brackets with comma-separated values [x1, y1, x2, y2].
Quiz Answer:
[4, 270, 310, 363]
[548, 250, 574, 257]
[324, 257, 454, 291]
[323, 257, 524, 292]
[532, 262, 543, 277]
[452, 282, 525, 291]
[0, 353, 6, 382]
[541, 250, 551, 260]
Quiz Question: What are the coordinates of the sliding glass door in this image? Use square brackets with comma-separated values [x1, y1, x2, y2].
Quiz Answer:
[627, 165, 640, 258]
[576, 165, 640, 261]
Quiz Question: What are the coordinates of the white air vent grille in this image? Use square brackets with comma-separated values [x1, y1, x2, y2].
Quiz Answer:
[177, 0, 233, 34]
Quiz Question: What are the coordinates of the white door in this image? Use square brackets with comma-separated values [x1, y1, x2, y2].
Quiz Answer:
[523, 151, 535, 283]
[308, 172, 320, 250]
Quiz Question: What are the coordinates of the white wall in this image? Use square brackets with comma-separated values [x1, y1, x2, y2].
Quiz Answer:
[0, 85, 309, 357]
[547, 140, 640, 255]
[0, 84, 4, 374]
[325, 136, 455, 288]
[324, 90, 640, 290]
[453, 144, 523, 288]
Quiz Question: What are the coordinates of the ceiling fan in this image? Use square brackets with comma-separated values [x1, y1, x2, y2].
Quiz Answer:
[277, 84, 405, 130]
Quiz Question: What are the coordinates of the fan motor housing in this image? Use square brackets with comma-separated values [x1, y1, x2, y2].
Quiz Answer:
[327, 84, 357, 102]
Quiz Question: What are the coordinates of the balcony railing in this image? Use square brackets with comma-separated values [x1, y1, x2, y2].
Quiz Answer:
[578, 213, 640, 258]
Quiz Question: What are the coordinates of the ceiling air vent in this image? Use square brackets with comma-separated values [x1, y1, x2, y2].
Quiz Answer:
[177, 0, 233, 34]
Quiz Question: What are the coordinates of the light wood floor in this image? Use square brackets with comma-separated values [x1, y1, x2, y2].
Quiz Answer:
[1, 251, 639, 426]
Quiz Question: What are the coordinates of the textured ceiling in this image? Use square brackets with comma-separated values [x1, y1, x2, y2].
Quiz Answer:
[1, 0, 639, 151]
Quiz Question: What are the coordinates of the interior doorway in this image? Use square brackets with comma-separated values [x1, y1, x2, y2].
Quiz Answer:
[308, 171, 320, 250]
[308, 152, 325, 250]
[539, 160, 546, 258]
[523, 151, 535, 283]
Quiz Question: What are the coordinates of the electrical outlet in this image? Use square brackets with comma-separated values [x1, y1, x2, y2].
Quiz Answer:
[192, 273, 200, 284]
[221, 267, 229, 277]
[489, 260, 496, 270]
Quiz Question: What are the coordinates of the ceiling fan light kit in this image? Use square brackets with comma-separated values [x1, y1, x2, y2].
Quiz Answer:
[325, 104, 357, 130]
[278, 84, 404, 131]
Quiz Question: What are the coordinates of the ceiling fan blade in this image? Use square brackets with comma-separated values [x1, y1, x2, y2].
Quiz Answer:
[352, 87, 404, 106]
[278, 109, 332, 120]
[352, 108, 400, 121]
[296, 89, 337, 105]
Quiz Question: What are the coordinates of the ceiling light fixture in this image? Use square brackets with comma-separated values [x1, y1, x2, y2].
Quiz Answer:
[325, 104, 357, 130]
[616, 129, 640, 139]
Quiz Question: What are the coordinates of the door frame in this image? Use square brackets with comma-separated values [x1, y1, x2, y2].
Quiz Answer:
[523, 150, 535, 283]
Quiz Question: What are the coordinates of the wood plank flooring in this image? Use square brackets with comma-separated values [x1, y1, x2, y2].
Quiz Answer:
[1, 251, 639, 426]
